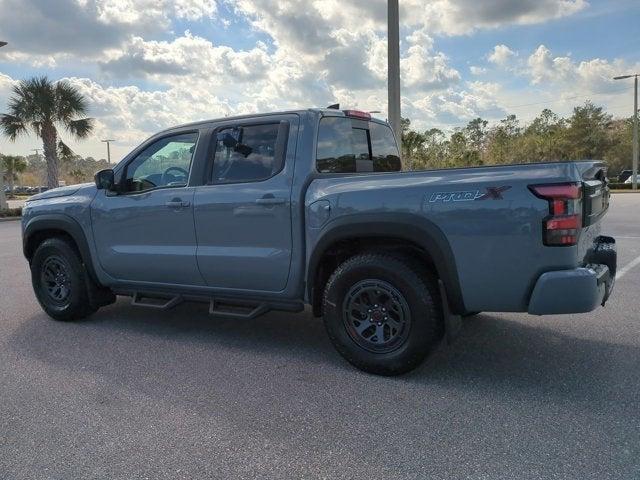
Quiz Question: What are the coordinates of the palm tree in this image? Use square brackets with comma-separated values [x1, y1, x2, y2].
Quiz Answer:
[0, 77, 94, 188]
[1, 154, 27, 194]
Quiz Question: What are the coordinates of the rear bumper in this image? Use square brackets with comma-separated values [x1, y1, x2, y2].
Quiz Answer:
[528, 236, 616, 315]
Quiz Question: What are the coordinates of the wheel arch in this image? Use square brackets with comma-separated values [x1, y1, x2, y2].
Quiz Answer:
[307, 214, 466, 316]
[23, 214, 100, 285]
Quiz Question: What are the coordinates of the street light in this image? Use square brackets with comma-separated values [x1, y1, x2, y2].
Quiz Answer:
[101, 139, 115, 164]
[0, 40, 8, 209]
[613, 73, 639, 190]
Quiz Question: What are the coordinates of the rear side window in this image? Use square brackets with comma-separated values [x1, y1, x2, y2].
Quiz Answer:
[211, 123, 281, 183]
[316, 117, 401, 173]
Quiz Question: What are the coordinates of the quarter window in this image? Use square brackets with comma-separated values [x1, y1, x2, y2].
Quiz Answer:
[316, 117, 401, 173]
[122, 132, 198, 193]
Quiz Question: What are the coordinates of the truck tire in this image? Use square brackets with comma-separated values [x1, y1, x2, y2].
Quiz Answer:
[322, 254, 443, 376]
[30, 237, 98, 321]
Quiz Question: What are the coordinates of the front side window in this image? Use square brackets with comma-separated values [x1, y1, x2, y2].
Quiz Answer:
[211, 123, 281, 183]
[123, 132, 198, 193]
[316, 117, 401, 173]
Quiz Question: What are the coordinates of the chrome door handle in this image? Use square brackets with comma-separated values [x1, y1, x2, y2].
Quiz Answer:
[255, 197, 286, 205]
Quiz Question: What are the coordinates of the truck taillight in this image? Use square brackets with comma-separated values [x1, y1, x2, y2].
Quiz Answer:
[529, 183, 582, 246]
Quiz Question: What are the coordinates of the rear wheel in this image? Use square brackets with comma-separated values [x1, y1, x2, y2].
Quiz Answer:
[322, 254, 443, 376]
[31, 237, 98, 321]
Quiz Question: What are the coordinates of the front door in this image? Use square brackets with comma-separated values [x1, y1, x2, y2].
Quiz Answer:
[91, 131, 205, 286]
[193, 116, 297, 292]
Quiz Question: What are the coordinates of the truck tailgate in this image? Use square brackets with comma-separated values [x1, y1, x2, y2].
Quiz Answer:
[578, 161, 611, 227]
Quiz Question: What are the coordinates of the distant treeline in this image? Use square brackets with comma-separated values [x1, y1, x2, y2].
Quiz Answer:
[1, 153, 110, 188]
[402, 101, 633, 176]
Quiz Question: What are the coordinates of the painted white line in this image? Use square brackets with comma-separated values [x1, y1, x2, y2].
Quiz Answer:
[617, 254, 640, 280]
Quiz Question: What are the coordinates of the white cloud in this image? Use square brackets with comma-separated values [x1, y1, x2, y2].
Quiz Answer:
[401, 0, 588, 35]
[0, 0, 218, 62]
[470, 66, 487, 75]
[401, 46, 461, 92]
[174, 0, 218, 20]
[488, 44, 516, 66]
[99, 33, 272, 84]
[525, 44, 630, 93]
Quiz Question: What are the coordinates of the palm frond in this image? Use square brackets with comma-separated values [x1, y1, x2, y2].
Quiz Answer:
[1, 76, 55, 139]
[18, 76, 55, 122]
[0, 114, 27, 140]
[58, 140, 75, 161]
[55, 80, 89, 124]
[66, 117, 94, 139]
[30, 121, 42, 137]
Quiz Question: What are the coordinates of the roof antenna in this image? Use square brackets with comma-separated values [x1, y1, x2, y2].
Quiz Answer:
[327, 103, 340, 109]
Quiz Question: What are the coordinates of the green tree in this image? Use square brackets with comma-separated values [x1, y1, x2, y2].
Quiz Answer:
[448, 130, 481, 167]
[1, 154, 27, 193]
[421, 128, 448, 169]
[564, 101, 612, 159]
[486, 115, 521, 165]
[400, 118, 426, 169]
[0, 77, 94, 188]
[603, 117, 633, 175]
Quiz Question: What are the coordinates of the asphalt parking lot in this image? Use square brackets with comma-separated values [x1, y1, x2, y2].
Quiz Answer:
[1, 194, 639, 479]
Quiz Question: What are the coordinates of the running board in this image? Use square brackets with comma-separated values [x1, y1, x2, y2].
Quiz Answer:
[208, 299, 269, 319]
[128, 291, 271, 319]
[131, 292, 184, 310]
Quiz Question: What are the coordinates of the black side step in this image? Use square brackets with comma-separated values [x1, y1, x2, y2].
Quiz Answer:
[208, 299, 269, 319]
[125, 290, 297, 319]
[131, 292, 184, 310]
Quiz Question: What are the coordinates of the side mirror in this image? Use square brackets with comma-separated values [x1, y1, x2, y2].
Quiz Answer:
[95, 169, 115, 190]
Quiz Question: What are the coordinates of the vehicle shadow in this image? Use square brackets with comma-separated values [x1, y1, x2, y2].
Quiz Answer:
[10, 297, 638, 409]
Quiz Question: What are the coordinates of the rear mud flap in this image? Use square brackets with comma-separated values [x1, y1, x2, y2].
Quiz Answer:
[438, 280, 462, 344]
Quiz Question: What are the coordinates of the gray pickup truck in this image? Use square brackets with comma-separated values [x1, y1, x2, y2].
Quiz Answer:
[21, 108, 616, 375]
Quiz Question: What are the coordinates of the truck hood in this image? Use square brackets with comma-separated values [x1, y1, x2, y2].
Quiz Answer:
[28, 183, 94, 201]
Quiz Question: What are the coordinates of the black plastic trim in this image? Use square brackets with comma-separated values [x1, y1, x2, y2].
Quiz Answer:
[307, 214, 466, 314]
[23, 214, 101, 285]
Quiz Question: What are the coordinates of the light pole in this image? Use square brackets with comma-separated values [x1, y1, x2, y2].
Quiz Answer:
[613, 73, 639, 190]
[387, 0, 402, 162]
[101, 139, 115, 164]
[0, 41, 7, 209]
[31, 149, 44, 192]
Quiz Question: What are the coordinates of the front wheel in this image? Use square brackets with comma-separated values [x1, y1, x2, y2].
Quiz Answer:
[322, 254, 443, 376]
[30, 237, 98, 321]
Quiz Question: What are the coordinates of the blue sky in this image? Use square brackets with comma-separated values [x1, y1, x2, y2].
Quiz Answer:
[0, 0, 639, 160]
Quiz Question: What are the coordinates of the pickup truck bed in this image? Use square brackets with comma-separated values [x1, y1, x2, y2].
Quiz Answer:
[306, 160, 613, 315]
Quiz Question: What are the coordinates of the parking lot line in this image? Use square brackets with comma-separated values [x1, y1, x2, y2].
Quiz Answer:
[616, 253, 640, 280]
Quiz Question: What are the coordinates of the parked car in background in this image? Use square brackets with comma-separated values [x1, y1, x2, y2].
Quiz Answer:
[21, 108, 617, 375]
[619, 170, 633, 183]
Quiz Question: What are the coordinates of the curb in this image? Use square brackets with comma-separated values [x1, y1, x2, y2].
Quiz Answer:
[0, 216, 21, 222]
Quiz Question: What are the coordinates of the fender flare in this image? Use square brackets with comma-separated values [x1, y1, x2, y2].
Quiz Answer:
[23, 214, 100, 285]
[307, 213, 466, 314]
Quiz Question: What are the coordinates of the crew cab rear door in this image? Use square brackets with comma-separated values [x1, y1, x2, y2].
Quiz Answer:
[193, 114, 298, 292]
